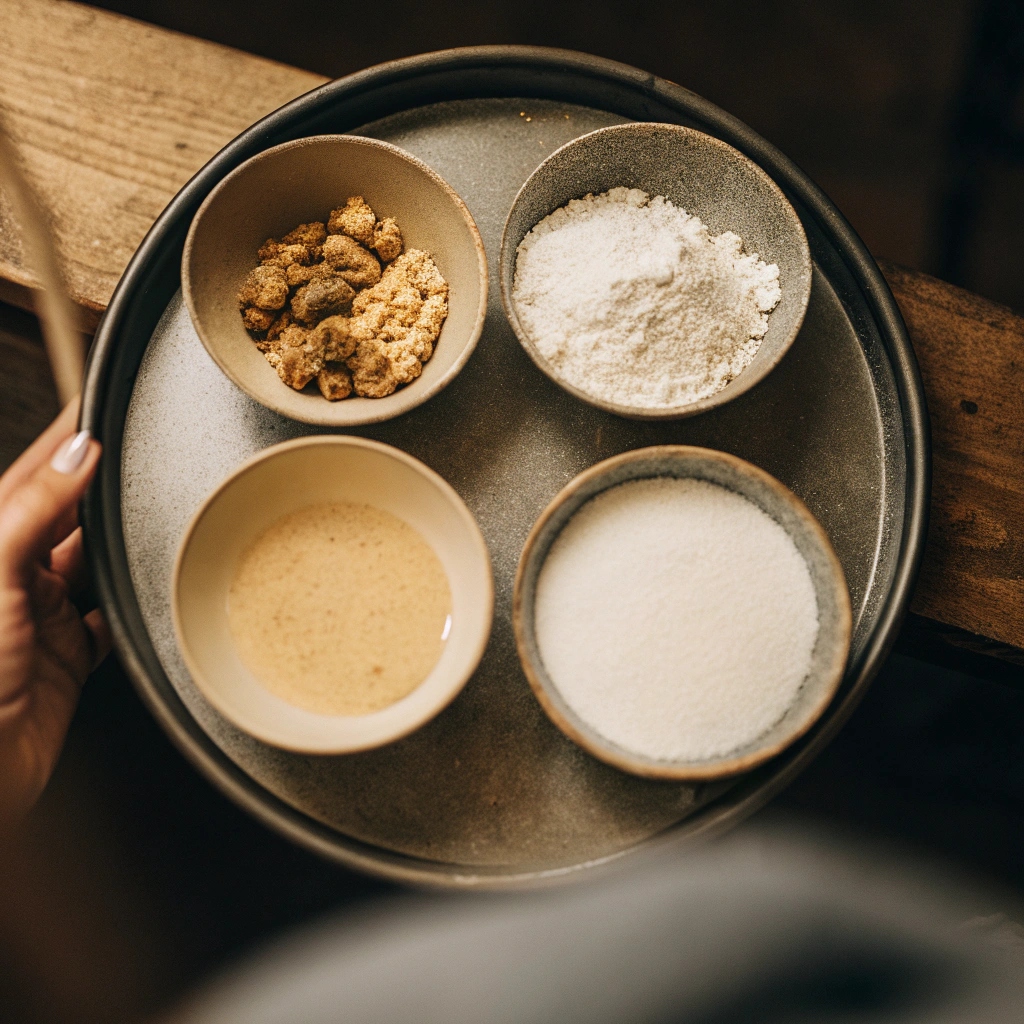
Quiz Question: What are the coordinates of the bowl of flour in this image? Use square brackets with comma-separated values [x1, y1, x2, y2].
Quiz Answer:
[500, 123, 811, 419]
[512, 446, 851, 780]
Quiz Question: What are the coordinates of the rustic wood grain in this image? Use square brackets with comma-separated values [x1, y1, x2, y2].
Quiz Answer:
[0, 0, 325, 326]
[882, 263, 1024, 653]
[0, 1, 1022, 660]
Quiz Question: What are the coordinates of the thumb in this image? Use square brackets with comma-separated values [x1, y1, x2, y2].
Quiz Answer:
[0, 431, 101, 584]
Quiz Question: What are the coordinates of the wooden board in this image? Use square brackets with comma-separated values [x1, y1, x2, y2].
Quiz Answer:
[0, 0, 325, 327]
[882, 264, 1024, 653]
[0, 0, 1021, 663]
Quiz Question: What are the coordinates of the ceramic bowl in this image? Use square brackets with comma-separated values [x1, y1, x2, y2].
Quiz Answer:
[182, 135, 488, 426]
[172, 436, 493, 753]
[500, 122, 812, 420]
[513, 445, 851, 780]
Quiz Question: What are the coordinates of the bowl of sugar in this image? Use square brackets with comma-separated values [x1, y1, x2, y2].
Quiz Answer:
[500, 122, 812, 420]
[172, 436, 493, 754]
[183, 135, 488, 427]
[513, 446, 851, 780]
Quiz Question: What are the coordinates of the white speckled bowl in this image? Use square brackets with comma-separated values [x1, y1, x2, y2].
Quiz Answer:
[172, 436, 494, 753]
[183, 135, 488, 426]
[500, 123, 812, 420]
[513, 445, 851, 780]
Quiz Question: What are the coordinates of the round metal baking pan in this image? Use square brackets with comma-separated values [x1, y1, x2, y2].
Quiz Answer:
[81, 46, 929, 889]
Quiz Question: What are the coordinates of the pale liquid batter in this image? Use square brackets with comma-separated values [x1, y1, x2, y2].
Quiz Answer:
[228, 502, 451, 716]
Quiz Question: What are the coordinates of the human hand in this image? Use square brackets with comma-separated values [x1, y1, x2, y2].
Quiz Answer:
[0, 400, 109, 825]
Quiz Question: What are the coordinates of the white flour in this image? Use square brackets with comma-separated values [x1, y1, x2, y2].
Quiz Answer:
[534, 477, 819, 762]
[513, 188, 781, 409]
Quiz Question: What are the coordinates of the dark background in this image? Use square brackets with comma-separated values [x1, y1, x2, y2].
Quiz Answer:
[90, 0, 1024, 314]
[3, 2, 1024, 1023]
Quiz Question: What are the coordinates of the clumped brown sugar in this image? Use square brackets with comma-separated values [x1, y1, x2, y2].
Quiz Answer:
[237, 198, 449, 400]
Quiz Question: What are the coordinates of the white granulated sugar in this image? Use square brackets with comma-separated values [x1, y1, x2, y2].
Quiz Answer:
[534, 477, 819, 762]
[513, 188, 782, 409]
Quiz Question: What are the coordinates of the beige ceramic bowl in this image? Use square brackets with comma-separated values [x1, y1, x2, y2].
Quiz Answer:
[172, 436, 494, 753]
[182, 135, 488, 426]
[513, 446, 851, 780]
[500, 123, 812, 420]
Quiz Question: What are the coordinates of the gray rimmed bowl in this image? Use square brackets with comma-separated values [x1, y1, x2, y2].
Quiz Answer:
[499, 122, 812, 420]
[513, 445, 851, 781]
[183, 135, 488, 427]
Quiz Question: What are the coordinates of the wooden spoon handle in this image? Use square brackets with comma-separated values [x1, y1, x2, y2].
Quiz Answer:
[0, 115, 84, 407]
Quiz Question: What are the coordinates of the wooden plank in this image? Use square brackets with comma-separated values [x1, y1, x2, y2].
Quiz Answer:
[0, 2, 1022, 659]
[0, 0, 326, 326]
[883, 263, 1024, 653]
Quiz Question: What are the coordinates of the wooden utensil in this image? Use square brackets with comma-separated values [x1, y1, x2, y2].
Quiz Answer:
[0, 115, 85, 406]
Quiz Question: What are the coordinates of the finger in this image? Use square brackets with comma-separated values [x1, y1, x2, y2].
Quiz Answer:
[83, 607, 112, 671]
[50, 498, 81, 552]
[50, 527, 88, 595]
[0, 435, 101, 585]
[0, 397, 81, 506]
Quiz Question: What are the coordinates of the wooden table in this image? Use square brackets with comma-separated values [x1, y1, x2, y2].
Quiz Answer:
[2, 0, 1022, 674]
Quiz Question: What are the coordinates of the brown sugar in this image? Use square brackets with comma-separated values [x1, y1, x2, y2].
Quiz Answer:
[238, 264, 288, 310]
[237, 197, 448, 400]
[227, 502, 452, 716]
[327, 196, 376, 246]
[321, 234, 382, 289]
[317, 363, 354, 400]
[344, 250, 450, 397]
[372, 217, 403, 262]
[264, 324, 323, 390]
[289, 269, 356, 325]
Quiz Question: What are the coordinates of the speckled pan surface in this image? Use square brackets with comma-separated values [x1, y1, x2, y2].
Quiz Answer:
[81, 48, 928, 888]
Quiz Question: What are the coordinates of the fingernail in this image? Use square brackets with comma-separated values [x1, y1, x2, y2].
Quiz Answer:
[50, 430, 91, 474]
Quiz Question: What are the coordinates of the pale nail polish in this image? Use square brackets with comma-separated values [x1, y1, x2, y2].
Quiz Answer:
[50, 430, 91, 474]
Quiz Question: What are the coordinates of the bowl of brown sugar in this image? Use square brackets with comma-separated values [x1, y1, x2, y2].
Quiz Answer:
[182, 135, 488, 426]
[171, 436, 494, 753]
